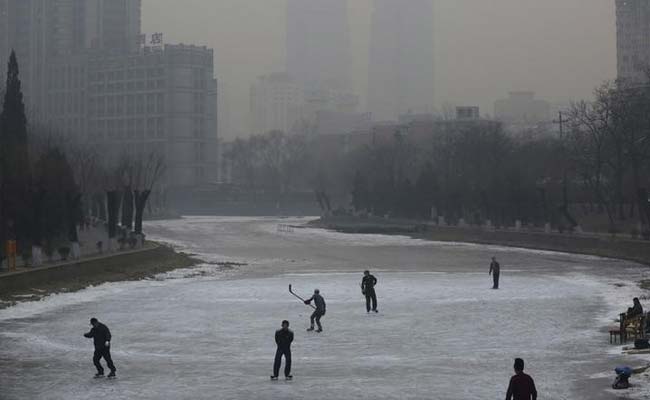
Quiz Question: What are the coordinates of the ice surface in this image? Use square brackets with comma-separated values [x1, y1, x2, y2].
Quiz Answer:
[0, 217, 646, 400]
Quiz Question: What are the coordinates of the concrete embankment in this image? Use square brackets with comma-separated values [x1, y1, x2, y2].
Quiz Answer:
[311, 216, 650, 266]
[0, 244, 199, 305]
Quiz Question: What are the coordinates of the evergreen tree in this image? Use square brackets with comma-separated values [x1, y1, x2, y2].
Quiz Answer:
[0, 51, 31, 255]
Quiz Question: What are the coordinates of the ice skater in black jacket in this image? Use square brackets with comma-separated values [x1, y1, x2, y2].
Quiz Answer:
[361, 270, 378, 313]
[84, 317, 116, 378]
[304, 289, 326, 332]
[271, 320, 294, 380]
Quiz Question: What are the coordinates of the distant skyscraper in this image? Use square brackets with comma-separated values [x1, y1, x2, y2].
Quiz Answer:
[616, 0, 650, 83]
[84, 0, 142, 54]
[368, 0, 435, 122]
[250, 73, 303, 135]
[0, 1, 218, 189]
[0, 0, 141, 117]
[286, 0, 351, 91]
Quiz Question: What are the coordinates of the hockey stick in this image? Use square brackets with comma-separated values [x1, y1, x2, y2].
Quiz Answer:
[289, 284, 316, 309]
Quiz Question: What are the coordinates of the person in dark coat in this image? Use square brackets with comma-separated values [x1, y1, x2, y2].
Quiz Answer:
[627, 297, 644, 318]
[505, 358, 537, 400]
[304, 289, 326, 332]
[84, 317, 116, 378]
[489, 256, 501, 289]
[361, 270, 379, 313]
[271, 320, 294, 380]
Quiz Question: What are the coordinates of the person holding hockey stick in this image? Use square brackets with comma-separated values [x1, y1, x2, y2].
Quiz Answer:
[271, 320, 294, 381]
[304, 289, 326, 332]
[361, 270, 378, 313]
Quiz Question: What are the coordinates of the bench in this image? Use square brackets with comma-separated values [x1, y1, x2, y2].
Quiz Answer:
[619, 313, 646, 343]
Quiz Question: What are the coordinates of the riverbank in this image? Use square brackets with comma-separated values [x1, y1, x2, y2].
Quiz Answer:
[311, 216, 650, 267]
[0, 243, 199, 309]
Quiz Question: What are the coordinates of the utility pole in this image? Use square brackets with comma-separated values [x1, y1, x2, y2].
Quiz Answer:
[553, 111, 568, 203]
[553, 111, 565, 140]
[553, 111, 577, 229]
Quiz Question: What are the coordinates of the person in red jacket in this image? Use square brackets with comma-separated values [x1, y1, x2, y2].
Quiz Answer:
[506, 358, 537, 400]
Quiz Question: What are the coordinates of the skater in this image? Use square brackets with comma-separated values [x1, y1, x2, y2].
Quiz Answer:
[505, 358, 537, 400]
[83, 318, 116, 378]
[489, 256, 500, 289]
[361, 270, 378, 313]
[304, 289, 326, 332]
[271, 320, 294, 381]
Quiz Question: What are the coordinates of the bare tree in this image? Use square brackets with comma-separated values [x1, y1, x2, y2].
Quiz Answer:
[566, 92, 617, 230]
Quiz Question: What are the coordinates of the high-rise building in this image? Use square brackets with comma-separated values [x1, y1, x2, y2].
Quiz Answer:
[368, 0, 435, 122]
[250, 73, 303, 135]
[85, 45, 218, 186]
[616, 0, 650, 83]
[0, 1, 9, 76]
[83, 0, 142, 54]
[286, 0, 351, 91]
[0, 0, 142, 117]
[0, 1, 218, 189]
[0, 0, 76, 117]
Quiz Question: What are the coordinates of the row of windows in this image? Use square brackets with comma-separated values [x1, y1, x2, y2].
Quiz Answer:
[90, 80, 166, 93]
[94, 142, 167, 159]
[89, 117, 166, 139]
[47, 92, 86, 115]
[91, 68, 165, 82]
[88, 94, 165, 117]
[47, 67, 86, 90]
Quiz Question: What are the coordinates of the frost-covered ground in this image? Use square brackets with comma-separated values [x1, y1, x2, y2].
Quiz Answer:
[0, 217, 648, 400]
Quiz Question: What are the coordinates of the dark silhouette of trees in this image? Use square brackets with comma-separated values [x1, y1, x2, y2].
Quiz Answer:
[566, 80, 650, 233]
[33, 148, 81, 254]
[351, 171, 370, 213]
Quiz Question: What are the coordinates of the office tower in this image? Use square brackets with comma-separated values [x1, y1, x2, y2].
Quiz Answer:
[250, 73, 303, 135]
[84, 0, 142, 54]
[286, 0, 351, 91]
[616, 0, 650, 83]
[0, 1, 218, 189]
[368, 0, 435, 122]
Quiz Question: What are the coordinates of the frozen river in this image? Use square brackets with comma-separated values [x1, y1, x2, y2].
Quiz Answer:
[0, 217, 647, 400]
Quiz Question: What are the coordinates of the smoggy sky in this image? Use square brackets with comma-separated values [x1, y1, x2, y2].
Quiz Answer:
[142, 0, 616, 139]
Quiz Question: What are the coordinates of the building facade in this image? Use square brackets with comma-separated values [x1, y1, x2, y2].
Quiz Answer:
[250, 73, 303, 135]
[368, 0, 435, 122]
[616, 0, 650, 83]
[494, 92, 550, 124]
[494, 91, 551, 136]
[0, 0, 142, 117]
[45, 45, 218, 188]
[250, 73, 365, 136]
[83, 0, 142, 54]
[0, 1, 218, 189]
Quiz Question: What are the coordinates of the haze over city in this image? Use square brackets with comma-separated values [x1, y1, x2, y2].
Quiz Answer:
[5, 1, 650, 399]
[143, 0, 616, 138]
